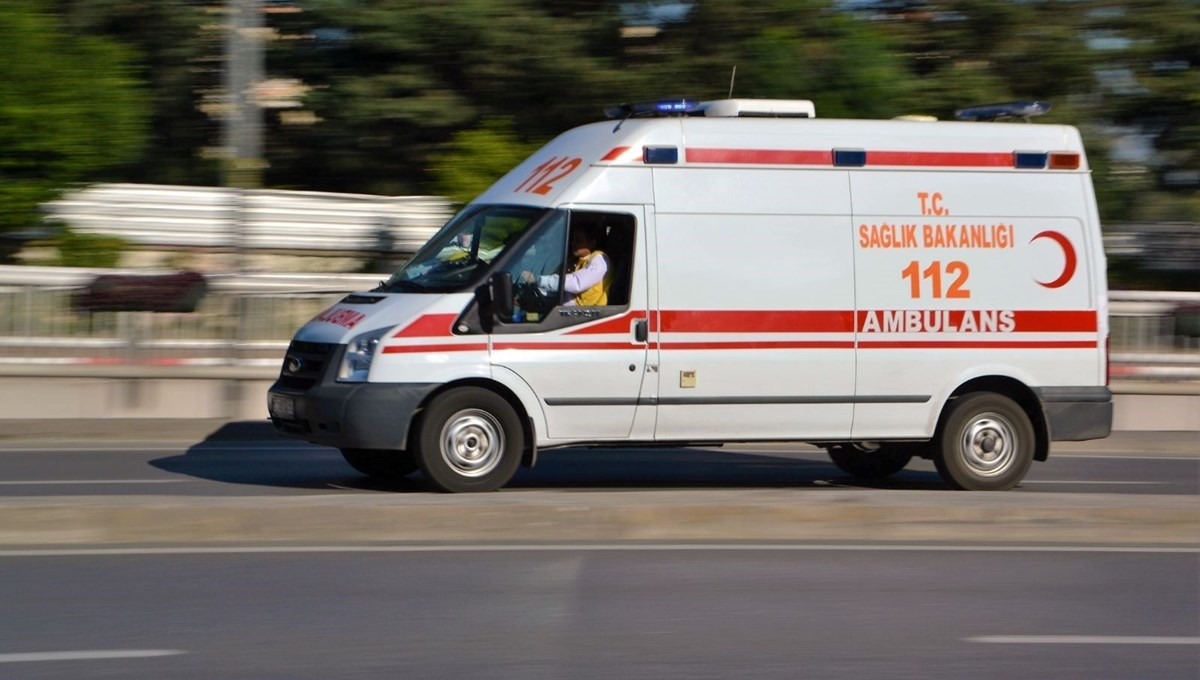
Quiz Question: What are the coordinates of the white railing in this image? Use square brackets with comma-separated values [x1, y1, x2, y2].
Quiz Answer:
[0, 266, 1196, 378]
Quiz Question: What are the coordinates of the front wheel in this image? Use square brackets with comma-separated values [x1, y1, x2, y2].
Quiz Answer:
[339, 448, 418, 479]
[934, 393, 1035, 491]
[413, 387, 524, 493]
[827, 444, 913, 479]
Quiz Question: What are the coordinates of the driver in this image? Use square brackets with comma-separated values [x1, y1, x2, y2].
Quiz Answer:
[520, 223, 612, 306]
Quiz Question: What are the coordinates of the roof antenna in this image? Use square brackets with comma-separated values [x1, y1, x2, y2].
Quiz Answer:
[728, 65, 737, 99]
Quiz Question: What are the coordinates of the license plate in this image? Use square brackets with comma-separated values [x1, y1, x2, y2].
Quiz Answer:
[269, 394, 295, 420]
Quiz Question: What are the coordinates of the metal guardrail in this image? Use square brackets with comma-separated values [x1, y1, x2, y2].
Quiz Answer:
[0, 266, 1196, 379]
[43, 184, 453, 254]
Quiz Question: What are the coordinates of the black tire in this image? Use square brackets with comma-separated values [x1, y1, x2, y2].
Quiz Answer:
[339, 448, 418, 479]
[413, 387, 523, 493]
[934, 392, 1035, 491]
[827, 444, 913, 479]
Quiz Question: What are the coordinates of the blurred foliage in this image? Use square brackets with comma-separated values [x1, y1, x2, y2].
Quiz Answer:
[429, 118, 538, 206]
[265, 0, 638, 195]
[0, 0, 1196, 249]
[53, 228, 127, 269]
[0, 0, 148, 233]
[59, 0, 222, 186]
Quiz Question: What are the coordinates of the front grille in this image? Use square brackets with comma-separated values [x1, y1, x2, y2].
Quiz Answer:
[277, 340, 336, 390]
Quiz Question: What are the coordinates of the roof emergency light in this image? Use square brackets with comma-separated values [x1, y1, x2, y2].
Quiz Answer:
[954, 101, 1051, 122]
[603, 99, 701, 120]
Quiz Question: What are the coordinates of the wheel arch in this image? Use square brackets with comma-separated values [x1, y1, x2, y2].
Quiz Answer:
[412, 378, 539, 468]
[938, 376, 1049, 462]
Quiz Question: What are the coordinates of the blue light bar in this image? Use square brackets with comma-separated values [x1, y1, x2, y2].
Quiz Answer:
[1013, 152, 1049, 169]
[833, 149, 867, 167]
[643, 146, 679, 164]
[954, 101, 1052, 122]
[603, 99, 701, 120]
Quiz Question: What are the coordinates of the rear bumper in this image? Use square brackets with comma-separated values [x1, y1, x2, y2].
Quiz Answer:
[1036, 386, 1113, 441]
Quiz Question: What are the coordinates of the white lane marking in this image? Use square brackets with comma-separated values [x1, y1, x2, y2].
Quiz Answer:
[0, 445, 325, 453]
[1022, 480, 1164, 485]
[0, 649, 186, 663]
[1054, 455, 1198, 461]
[0, 479, 194, 486]
[0, 544, 1196, 558]
[967, 636, 1200, 645]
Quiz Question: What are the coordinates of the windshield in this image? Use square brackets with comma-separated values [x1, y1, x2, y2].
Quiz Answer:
[381, 205, 550, 293]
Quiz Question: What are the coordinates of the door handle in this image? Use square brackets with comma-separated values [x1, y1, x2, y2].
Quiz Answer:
[633, 318, 648, 343]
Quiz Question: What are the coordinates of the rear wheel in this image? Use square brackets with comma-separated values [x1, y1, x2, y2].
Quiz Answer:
[339, 448, 417, 479]
[413, 387, 523, 493]
[934, 392, 1034, 490]
[827, 444, 913, 479]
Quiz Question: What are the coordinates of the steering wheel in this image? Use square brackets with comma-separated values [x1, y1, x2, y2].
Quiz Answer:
[514, 280, 553, 313]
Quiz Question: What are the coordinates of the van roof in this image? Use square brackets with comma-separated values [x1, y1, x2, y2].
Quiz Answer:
[474, 100, 1087, 206]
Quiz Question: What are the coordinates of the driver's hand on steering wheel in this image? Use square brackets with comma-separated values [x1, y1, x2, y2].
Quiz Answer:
[518, 271, 536, 284]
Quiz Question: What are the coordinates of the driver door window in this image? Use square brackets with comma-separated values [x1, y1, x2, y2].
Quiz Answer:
[497, 210, 636, 329]
[503, 212, 567, 323]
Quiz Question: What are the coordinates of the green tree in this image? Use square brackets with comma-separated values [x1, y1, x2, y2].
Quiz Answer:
[268, 0, 916, 197]
[0, 1, 148, 234]
[59, 0, 221, 186]
[265, 0, 643, 195]
[1092, 0, 1199, 199]
[643, 0, 917, 116]
[429, 118, 537, 206]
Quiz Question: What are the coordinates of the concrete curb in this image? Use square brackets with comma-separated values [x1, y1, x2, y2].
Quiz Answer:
[0, 490, 1196, 548]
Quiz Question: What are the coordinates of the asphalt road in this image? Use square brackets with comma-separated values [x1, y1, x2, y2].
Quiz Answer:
[0, 436, 1195, 497]
[0, 429, 1196, 678]
[1, 546, 1197, 679]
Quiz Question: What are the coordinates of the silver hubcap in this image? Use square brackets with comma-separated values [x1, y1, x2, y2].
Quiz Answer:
[958, 412, 1018, 477]
[439, 409, 504, 478]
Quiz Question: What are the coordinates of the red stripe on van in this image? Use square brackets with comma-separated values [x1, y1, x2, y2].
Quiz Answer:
[494, 341, 642, 351]
[867, 151, 1013, 167]
[392, 313, 458, 338]
[382, 342, 487, 354]
[661, 341, 853, 350]
[660, 310, 855, 333]
[859, 340, 1098, 349]
[683, 148, 1017, 168]
[1010, 310, 1098, 332]
[686, 148, 833, 165]
[601, 146, 633, 161]
[566, 310, 648, 335]
[854, 310, 1099, 333]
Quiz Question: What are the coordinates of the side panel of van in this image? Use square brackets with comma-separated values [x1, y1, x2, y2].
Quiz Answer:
[650, 167, 856, 440]
[849, 170, 1102, 438]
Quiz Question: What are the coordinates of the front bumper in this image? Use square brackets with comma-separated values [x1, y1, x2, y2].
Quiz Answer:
[267, 340, 439, 449]
[268, 381, 439, 450]
[1036, 386, 1113, 441]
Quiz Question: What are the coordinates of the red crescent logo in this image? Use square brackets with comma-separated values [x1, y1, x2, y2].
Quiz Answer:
[1030, 230, 1077, 289]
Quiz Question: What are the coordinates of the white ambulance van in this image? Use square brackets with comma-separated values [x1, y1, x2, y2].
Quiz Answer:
[268, 98, 1112, 492]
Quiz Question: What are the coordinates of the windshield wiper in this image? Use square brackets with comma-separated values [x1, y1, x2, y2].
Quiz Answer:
[385, 279, 431, 293]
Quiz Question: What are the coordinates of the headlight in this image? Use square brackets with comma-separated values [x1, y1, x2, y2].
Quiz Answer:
[337, 327, 391, 382]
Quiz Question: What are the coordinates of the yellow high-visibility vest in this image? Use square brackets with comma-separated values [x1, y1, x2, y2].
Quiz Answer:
[572, 250, 612, 306]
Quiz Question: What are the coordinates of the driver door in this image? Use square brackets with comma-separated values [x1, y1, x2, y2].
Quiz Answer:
[489, 206, 651, 440]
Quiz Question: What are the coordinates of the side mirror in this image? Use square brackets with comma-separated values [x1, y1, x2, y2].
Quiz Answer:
[490, 271, 514, 321]
[474, 281, 495, 334]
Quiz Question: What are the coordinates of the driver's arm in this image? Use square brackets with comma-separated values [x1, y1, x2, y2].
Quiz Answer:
[547, 254, 608, 295]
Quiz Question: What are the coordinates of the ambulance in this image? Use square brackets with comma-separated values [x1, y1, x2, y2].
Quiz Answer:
[267, 98, 1113, 492]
